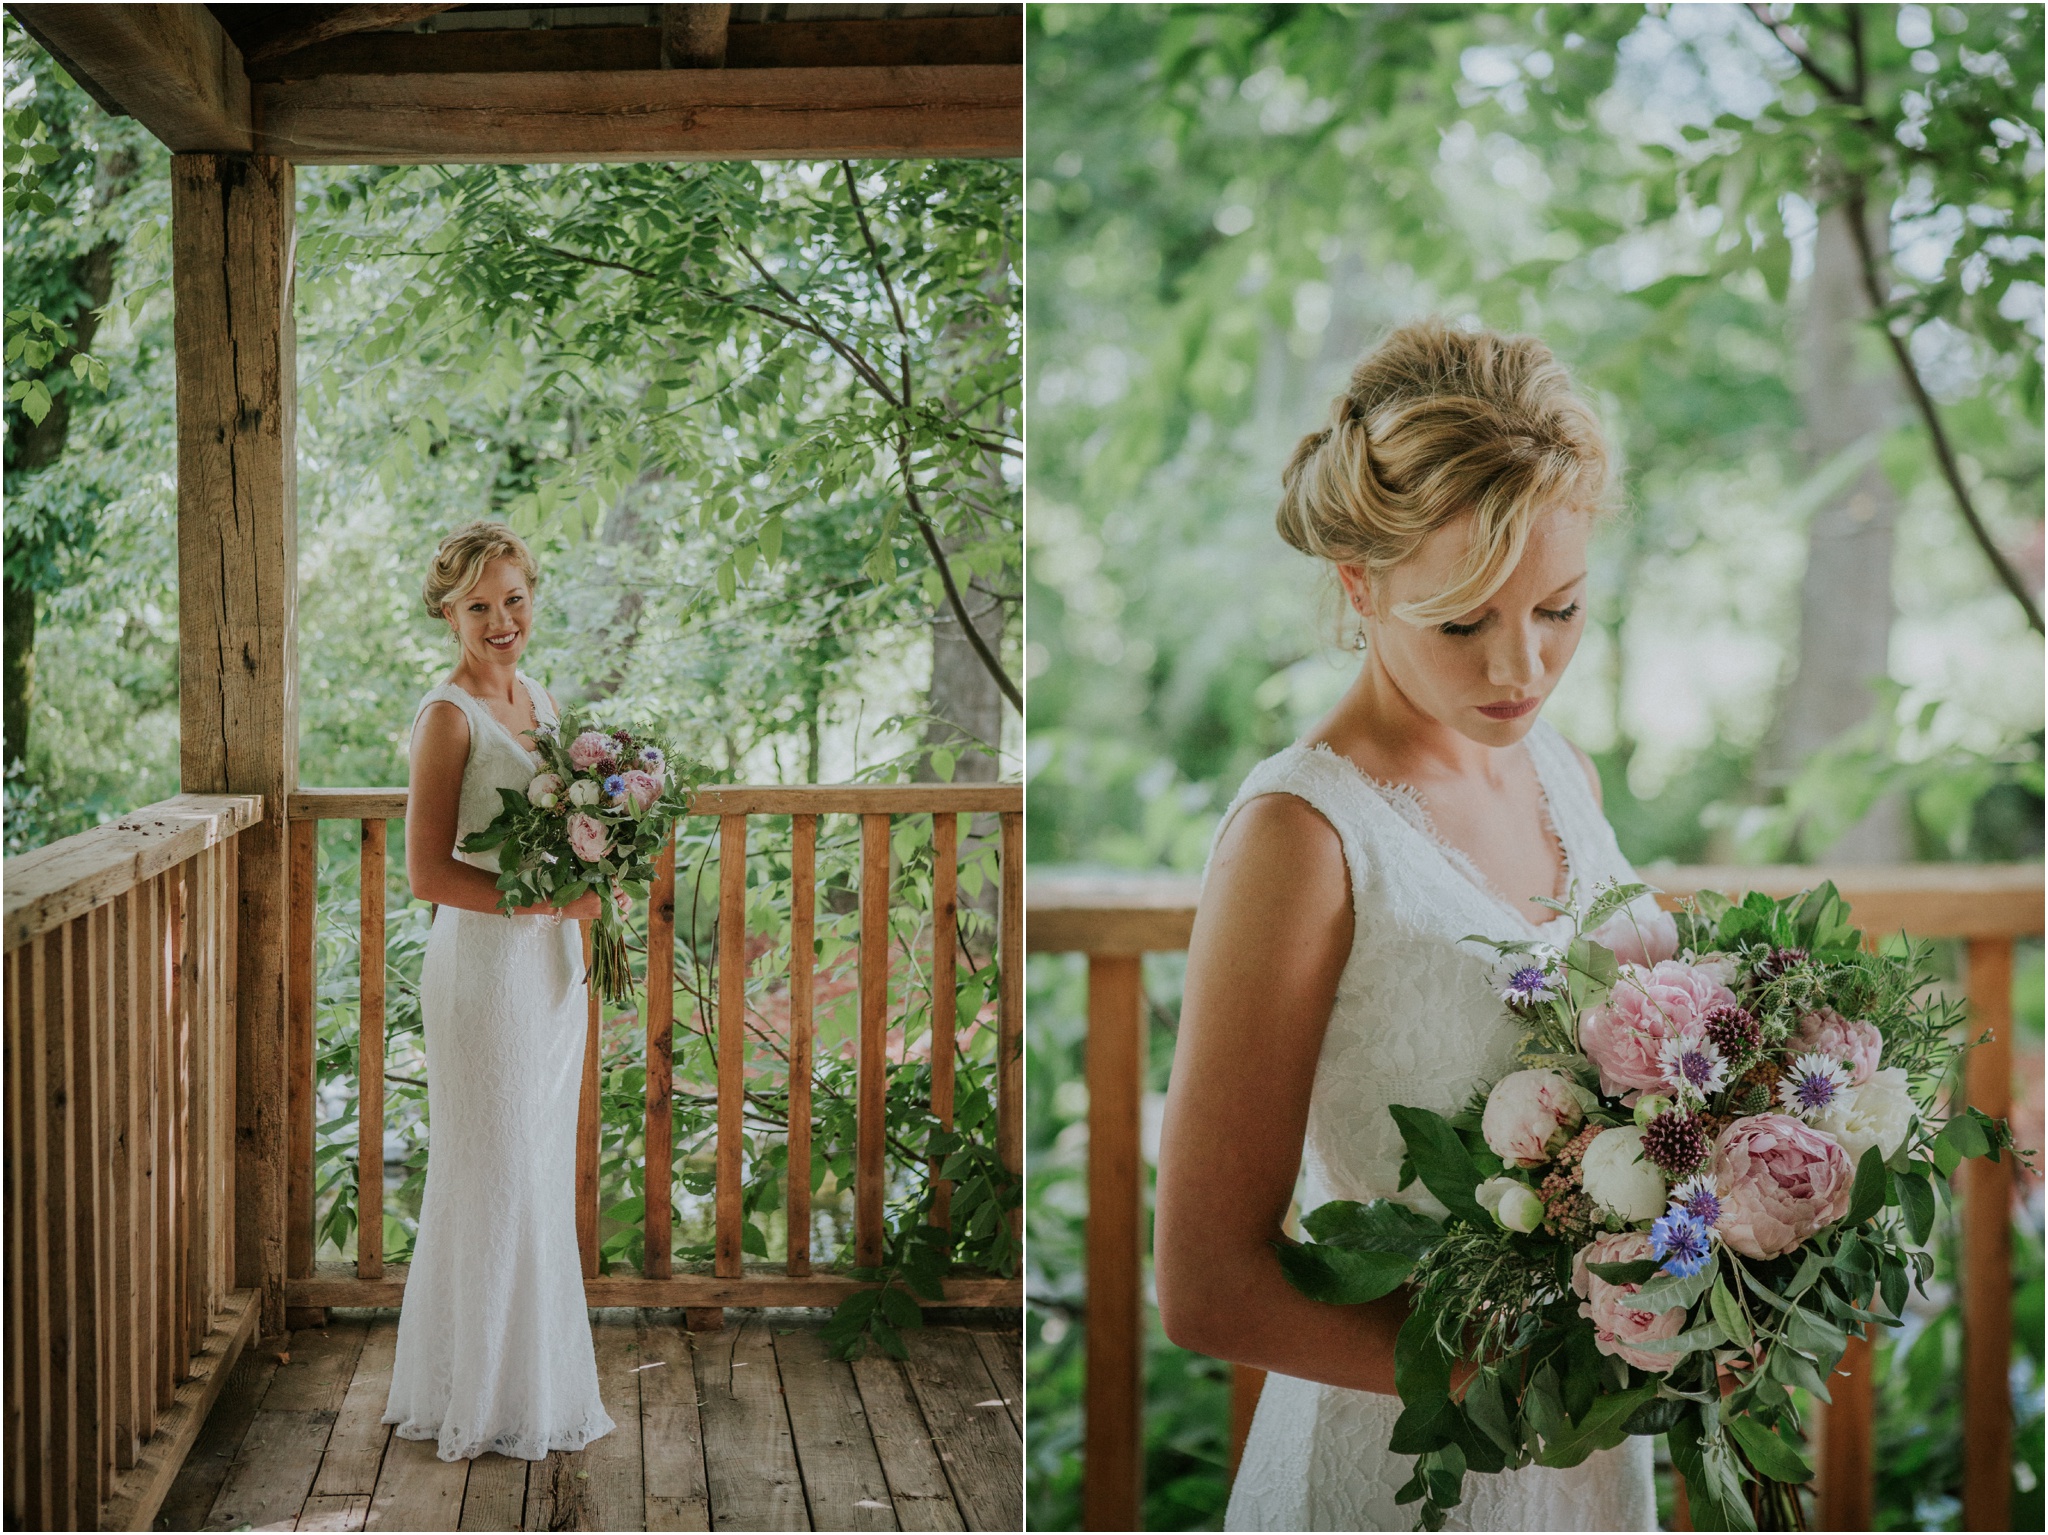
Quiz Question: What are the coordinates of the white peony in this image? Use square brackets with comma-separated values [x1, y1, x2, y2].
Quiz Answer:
[1815, 1066, 1915, 1165]
[1475, 1176, 1546, 1234]
[567, 778, 600, 807]
[1579, 1126, 1668, 1222]
[526, 772, 563, 809]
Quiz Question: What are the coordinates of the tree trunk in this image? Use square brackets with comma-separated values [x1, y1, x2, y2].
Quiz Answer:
[1762, 194, 1909, 862]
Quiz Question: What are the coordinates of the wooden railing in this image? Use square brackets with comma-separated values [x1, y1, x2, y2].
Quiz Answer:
[285, 783, 1023, 1320]
[3, 795, 267, 1532]
[1026, 863, 2044, 1532]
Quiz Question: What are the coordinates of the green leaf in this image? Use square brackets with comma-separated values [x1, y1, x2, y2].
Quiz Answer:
[1274, 1239, 1415, 1305]
[1388, 1395, 1459, 1455]
[1300, 1197, 1443, 1257]
[1625, 1319, 1728, 1356]
[1765, 1342, 1832, 1403]
[1394, 1303, 1454, 1403]
[1534, 1385, 1655, 1467]
[1711, 1277, 1753, 1351]
[1587, 1259, 1662, 1285]
[1779, 1302, 1842, 1360]
[1634, 1263, 1714, 1312]
[1897, 1168, 1936, 1245]
[1387, 1104, 1488, 1225]
[1844, 1144, 1890, 1228]
[20, 379, 51, 425]
[1942, 1111, 1991, 1160]
[1726, 1414, 1813, 1483]
[1462, 1368, 1520, 1456]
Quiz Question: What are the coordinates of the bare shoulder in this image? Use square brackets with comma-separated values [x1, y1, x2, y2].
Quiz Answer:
[1559, 733, 1603, 809]
[410, 697, 471, 771]
[1201, 790, 1350, 930]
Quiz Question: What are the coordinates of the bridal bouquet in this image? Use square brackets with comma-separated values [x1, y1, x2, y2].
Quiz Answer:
[1278, 879, 2017, 1532]
[459, 714, 708, 1007]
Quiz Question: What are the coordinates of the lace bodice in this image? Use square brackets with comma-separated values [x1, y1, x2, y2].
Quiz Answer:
[1214, 716, 1659, 1530]
[408, 670, 555, 874]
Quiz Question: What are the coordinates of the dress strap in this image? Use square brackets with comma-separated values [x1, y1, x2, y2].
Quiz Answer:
[1205, 744, 1381, 897]
[519, 671, 558, 731]
[1523, 719, 1605, 894]
[408, 683, 476, 760]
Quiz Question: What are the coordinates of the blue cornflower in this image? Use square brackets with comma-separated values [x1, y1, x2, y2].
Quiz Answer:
[1500, 964, 1554, 1007]
[1649, 1210, 1714, 1277]
[603, 773, 626, 798]
[1667, 1176, 1722, 1229]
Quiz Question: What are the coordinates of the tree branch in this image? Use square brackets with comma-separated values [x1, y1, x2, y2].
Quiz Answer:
[840, 161, 915, 408]
[899, 439, 1021, 711]
[721, 231, 904, 408]
[1741, 2, 1858, 105]
[1838, 184, 2044, 634]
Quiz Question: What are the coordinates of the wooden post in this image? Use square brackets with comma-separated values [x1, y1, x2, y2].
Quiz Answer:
[644, 832, 677, 1281]
[998, 810, 1022, 1222]
[1084, 953, 1144, 1533]
[715, 816, 748, 1282]
[285, 820, 320, 1326]
[172, 150, 296, 1341]
[356, 822, 386, 1283]
[660, 3, 730, 67]
[929, 812, 958, 1234]
[1815, 1328, 1874, 1530]
[1962, 936, 2014, 1533]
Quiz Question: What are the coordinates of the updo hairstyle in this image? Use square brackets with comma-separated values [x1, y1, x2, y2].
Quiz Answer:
[422, 520, 541, 624]
[1276, 317, 1614, 626]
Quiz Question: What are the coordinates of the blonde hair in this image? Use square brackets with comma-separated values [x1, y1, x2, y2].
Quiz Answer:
[422, 520, 540, 622]
[1277, 317, 1614, 626]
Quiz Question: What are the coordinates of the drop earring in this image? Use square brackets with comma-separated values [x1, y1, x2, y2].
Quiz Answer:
[1351, 620, 1368, 651]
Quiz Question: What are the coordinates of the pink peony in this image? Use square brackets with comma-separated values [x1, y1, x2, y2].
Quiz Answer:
[1578, 960, 1738, 1098]
[1711, 1114, 1854, 1259]
[1587, 905, 1680, 969]
[568, 730, 615, 771]
[1571, 1231, 1687, 1373]
[566, 811, 610, 863]
[1792, 1007, 1883, 1087]
[1481, 1069, 1584, 1167]
[618, 768, 661, 813]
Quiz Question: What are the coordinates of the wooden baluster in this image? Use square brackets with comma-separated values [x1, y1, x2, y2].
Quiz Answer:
[184, 851, 208, 1363]
[93, 901, 119, 1493]
[358, 822, 386, 1282]
[1963, 935, 2014, 1532]
[786, 814, 816, 1279]
[4, 942, 26, 1527]
[171, 866, 193, 1380]
[217, 835, 236, 1317]
[856, 814, 889, 1269]
[998, 810, 1022, 1230]
[576, 920, 600, 1281]
[929, 813, 959, 1235]
[716, 815, 748, 1282]
[136, 877, 160, 1442]
[1084, 953, 1144, 1533]
[287, 820, 318, 1321]
[44, 921, 77, 1530]
[1816, 1329, 1873, 1530]
[73, 910, 106, 1522]
[645, 832, 677, 1281]
[155, 874, 178, 1411]
[111, 888, 140, 1471]
[14, 932, 50, 1530]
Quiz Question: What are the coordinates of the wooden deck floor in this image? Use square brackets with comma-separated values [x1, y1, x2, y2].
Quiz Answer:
[152, 1308, 1021, 1532]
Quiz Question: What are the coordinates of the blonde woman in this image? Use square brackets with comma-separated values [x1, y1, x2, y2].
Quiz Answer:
[381, 521, 615, 1462]
[1154, 321, 1661, 1529]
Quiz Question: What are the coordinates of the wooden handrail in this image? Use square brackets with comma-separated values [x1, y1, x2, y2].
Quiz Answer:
[4, 799, 265, 1529]
[286, 782, 1024, 1320]
[1026, 863, 2044, 1532]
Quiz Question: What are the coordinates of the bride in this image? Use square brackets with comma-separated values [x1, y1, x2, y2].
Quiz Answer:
[382, 520, 616, 1462]
[1155, 320, 1658, 1530]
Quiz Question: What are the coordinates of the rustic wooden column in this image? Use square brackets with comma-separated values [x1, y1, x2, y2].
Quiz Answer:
[172, 152, 296, 1341]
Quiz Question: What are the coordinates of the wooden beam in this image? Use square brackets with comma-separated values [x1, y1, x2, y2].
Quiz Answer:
[284, 1262, 1020, 1310]
[289, 783, 1022, 819]
[253, 65, 1022, 162]
[660, 4, 729, 69]
[240, 4, 459, 66]
[1082, 955, 1144, 1533]
[242, 17, 1024, 79]
[8, 4, 251, 150]
[173, 151, 297, 1340]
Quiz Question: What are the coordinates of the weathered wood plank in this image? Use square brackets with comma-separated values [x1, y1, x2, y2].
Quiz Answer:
[298, 1491, 372, 1531]
[252, 67, 1021, 163]
[900, 1329, 1018, 1533]
[310, 1315, 396, 1498]
[646, 832, 677, 1281]
[695, 1316, 807, 1530]
[457, 1453, 528, 1532]
[1084, 954, 1144, 1533]
[286, 1264, 1020, 1310]
[857, 813, 889, 1268]
[118, 1290, 265, 1534]
[80, 903, 110, 1514]
[3, 945, 28, 1525]
[45, 923, 78, 1531]
[288, 819, 318, 1300]
[996, 812, 1021, 1224]
[286, 785, 1024, 822]
[9, 935, 51, 1529]
[6, 3, 252, 149]
[773, 1326, 896, 1531]
[639, 1313, 709, 1532]
[715, 816, 747, 1282]
[786, 814, 816, 1278]
[173, 147, 298, 1339]
[112, 886, 143, 1468]
[156, 873, 180, 1415]
[930, 812, 958, 1235]
[264, 1320, 369, 1413]
[966, 1329, 1020, 1436]
[357, 821, 386, 1283]
[203, 1408, 338, 1531]
[245, 16, 1022, 79]
[850, 1353, 963, 1533]
[580, 1310, 647, 1532]
[660, 2, 729, 68]
[240, 4, 460, 66]
[366, 1432, 468, 1532]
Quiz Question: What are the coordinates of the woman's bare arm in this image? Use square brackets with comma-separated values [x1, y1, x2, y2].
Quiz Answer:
[1153, 793, 1408, 1395]
[406, 700, 598, 919]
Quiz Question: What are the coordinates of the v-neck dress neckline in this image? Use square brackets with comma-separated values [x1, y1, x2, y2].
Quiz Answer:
[451, 673, 543, 764]
[1302, 735, 1577, 936]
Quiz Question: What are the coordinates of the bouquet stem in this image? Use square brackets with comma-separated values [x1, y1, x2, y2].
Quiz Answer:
[587, 910, 636, 1008]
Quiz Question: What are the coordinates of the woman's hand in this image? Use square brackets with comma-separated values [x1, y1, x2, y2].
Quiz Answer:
[517, 890, 603, 921]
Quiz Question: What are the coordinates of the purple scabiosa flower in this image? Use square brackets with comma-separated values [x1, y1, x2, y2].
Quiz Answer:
[1499, 963, 1555, 1008]
[1649, 1209, 1714, 1277]
[640, 746, 664, 766]
[1778, 1052, 1852, 1122]
[1657, 1030, 1730, 1103]
[1667, 1175, 1722, 1228]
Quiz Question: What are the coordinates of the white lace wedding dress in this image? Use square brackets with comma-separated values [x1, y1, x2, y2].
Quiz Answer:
[382, 669, 616, 1462]
[1218, 717, 1657, 1532]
